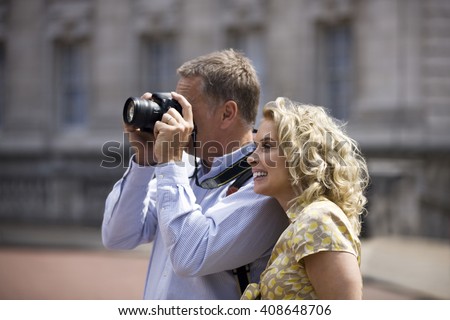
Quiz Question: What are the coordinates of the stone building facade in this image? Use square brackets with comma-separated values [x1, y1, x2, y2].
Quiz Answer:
[0, 0, 449, 239]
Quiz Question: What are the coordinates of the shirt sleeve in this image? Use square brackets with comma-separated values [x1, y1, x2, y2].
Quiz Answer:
[155, 163, 289, 277]
[291, 204, 360, 263]
[101, 157, 158, 249]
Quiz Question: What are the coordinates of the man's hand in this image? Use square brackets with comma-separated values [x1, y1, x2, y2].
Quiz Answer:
[153, 92, 194, 164]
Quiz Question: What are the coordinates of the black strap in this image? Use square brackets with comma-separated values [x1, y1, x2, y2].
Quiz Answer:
[192, 149, 255, 294]
[225, 166, 253, 196]
[226, 163, 253, 295]
[200, 154, 251, 189]
[233, 265, 251, 295]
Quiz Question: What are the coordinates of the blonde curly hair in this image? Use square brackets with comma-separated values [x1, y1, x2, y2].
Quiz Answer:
[263, 97, 369, 235]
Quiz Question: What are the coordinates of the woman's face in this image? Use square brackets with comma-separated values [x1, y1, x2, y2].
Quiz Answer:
[248, 119, 296, 210]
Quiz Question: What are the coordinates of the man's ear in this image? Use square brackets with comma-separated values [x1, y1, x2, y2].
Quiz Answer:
[219, 100, 238, 129]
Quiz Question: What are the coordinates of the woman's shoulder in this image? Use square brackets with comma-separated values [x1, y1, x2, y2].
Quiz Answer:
[302, 198, 344, 217]
[293, 198, 354, 234]
[292, 198, 361, 261]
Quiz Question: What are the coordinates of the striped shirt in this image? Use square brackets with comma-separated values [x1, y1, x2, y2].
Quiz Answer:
[102, 146, 288, 299]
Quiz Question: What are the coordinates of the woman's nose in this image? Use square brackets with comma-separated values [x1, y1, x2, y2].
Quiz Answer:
[247, 152, 258, 166]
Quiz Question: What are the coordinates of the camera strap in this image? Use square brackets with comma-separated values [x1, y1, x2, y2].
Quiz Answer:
[226, 168, 254, 295]
[193, 152, 254, 295]
[190, 137, 254, 295]
[198, 154, 252, 189]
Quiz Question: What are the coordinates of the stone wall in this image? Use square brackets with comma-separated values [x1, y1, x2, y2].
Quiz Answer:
[0, 0, 448, 238]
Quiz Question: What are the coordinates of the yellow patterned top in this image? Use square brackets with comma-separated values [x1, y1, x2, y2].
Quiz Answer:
[241, 199, 361, 300]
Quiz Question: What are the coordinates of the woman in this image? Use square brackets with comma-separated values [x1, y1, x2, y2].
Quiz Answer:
[242, 97, 369, 300]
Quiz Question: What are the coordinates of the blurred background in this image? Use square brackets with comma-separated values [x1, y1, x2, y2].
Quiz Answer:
[0, 0, 449, 300]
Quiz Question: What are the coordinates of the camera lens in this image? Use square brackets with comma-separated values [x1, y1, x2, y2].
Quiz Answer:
[126, 103, 135, 123]
[122, 93, 183, 132]
[123, 96, 163, 131]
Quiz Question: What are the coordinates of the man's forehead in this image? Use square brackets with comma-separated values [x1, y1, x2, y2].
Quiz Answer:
[177, 78, 202, 104]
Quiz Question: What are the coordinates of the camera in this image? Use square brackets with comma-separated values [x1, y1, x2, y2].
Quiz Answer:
[123, 92, 182, 132]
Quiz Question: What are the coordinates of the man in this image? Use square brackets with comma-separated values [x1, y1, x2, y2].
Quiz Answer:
[102, 49, 288, 299]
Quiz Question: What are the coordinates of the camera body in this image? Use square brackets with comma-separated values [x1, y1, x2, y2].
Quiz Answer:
[123, 93, 182, 132]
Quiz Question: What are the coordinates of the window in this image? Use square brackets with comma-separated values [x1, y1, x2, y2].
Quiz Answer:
[227, 27, 267, 119]
[54, 40, 89, 127]
[227, 27, 266, 78]
[317, 22, 353, 120]
[140, 36, 177, 92]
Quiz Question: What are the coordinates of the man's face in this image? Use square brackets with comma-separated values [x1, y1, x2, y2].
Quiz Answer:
[176, 77, 222, 162]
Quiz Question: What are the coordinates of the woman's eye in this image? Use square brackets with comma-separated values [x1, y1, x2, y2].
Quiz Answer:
[255, 139, 276, 152]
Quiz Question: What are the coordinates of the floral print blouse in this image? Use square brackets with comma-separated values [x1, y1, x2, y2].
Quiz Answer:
[241, 199, 361, 300]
